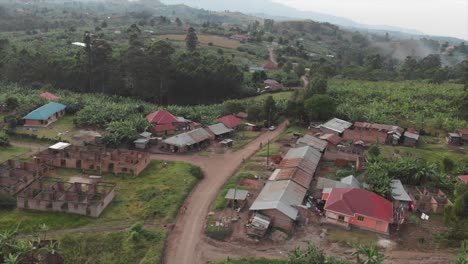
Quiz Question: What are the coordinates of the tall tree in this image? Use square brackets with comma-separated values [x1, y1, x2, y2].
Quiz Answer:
[185, 27, 198, 51]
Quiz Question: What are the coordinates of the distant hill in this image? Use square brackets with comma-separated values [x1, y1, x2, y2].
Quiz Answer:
[160, 0, 424, 35]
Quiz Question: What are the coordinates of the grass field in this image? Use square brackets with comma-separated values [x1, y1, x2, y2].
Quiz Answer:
[158, 34, 241, 49]
[232, 131, 261, 151]
[327, 228, 379, 247]
[0, 145, 29, 162]
[15, 116, 76, 141]
[380, 136, 467, 166]
[60, 227, 166, 264]
[255, 143, 281, 157]
[0, 160, 200, 233]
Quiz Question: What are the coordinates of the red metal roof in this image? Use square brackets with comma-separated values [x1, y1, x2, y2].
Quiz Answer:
[217, 114, 242, 128]
[147, 110, 179, 124]
[459, 129, 468, 136]
[458, 175, 468, 182]
[324, 188, 393, 222]
[39, 92, 59, 100]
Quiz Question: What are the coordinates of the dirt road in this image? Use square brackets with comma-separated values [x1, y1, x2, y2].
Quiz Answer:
[159, 121, 288, 264]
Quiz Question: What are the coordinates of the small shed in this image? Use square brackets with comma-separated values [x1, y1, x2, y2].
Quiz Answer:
[447, 133, 461, 145]
[134, 138, 150, 149]
[403, 131, 419, 147]
[220, 139, 234, 147]
[459, 129, 468, 142]
[246, 213, 271, 238]
[225, 188, 249, 208]
[244, 123, 259, 131]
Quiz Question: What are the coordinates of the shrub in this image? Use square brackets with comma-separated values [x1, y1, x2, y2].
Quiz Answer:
[0, 130, 10, 146]
[0, 193, 16, 210]
[189, 166, 204, 180]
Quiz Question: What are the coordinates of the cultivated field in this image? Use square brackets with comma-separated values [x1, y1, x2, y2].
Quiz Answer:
[158, 34, 242, 49]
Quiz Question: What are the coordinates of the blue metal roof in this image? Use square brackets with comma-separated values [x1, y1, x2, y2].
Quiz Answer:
[23, 102, 66, 120]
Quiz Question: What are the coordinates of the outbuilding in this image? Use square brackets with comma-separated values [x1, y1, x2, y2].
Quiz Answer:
[206, 123, 234, 139]
[403, 131, 420, 147]
[23, 102, 66, 127]
[319, 118, 352, 135]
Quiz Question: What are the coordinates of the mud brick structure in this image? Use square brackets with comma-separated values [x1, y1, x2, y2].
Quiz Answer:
[34, 144, 150, 176]
[17, 177, 116, 217]
[0, 159, 48, 195]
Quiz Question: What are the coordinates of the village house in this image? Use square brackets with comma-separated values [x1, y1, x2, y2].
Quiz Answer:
[459, 129, 468, 143]
[146, 110, 197, 136]
[319, 133, 342, 146]
[231, 34, 249, 42]
[0, 160, 48, 195]
[17, 177, 115, 218]
[447, 132, 462, 145]
[133, 131, 155, 150]
[458, 175, 468, 183]
[162, 128, 212, 153]
[269, 167, 313, 189]
[23, 102, 66, 127]
[296, 134, 328, 153]
[263, 79, 283, 92]
[390, 179, 412, 209]
[278, 146, 322, 178]
[323, 188, 393, 234]
[249, 180, 307, 231]
[34, 143, 150, 176]
[315, 175, 361, 200]
[206, 123, 234, 140]
[403, 129, 420, 147]
[217, 114, 242, 129]
[39, 92, 60, 101]
[343, 122, 404, 145]
[262, 62, 278, 70]
[319, 118, 352, 136]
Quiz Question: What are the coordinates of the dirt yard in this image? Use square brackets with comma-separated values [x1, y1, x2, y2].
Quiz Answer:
[158, 34, 241, 49]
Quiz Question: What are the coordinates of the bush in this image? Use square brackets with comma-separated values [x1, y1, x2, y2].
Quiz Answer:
[0, 130, 10, 146]
[0, 193, 16, 210]
[205, 216, 233, 240]
[189, 166, 204, 179]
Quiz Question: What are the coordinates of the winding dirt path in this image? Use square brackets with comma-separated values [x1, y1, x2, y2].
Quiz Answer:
[161, 121, 288, 264]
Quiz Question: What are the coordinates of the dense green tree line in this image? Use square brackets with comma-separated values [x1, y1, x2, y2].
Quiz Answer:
[0, 25, 243, 105]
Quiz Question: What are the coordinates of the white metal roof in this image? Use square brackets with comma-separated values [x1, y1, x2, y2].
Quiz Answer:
[320, 118, 352, 133]
[163, 133, 196, 147]
[340, 175, 362, 188]
[249, 180, 306, 220]
[225, 189, 249, 200]
[283, 146, 322, 165]
[404, 131, 420, 140]
[391, 179, 412, 202]
[49, 142, 71, 150]
[207, 123, 233, 136]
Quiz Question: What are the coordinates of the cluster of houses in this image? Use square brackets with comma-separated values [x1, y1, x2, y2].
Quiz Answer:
[144, 110, 245, 153]
[0, 142, 150, 217]
[318, 118, 420, 147]
[246, 117, 455, 237]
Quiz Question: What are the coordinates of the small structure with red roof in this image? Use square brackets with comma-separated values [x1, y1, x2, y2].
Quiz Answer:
[231, 34, 249, 42]
[262, 62, 278, 70]
[39, 92, 60, 101]
[263, 79, 283, 92]
[217, 114, 242, 129]
[459, 129, 468, 142]
[324, 188, 393, 234]
[458, 175, 468, 183]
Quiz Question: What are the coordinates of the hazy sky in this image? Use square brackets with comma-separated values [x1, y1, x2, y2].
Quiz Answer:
[274, 0, 468, 40]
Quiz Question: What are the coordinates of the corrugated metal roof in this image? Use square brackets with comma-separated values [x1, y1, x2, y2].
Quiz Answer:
[163, 133, 196, 147]
[320, 118, 352, 133]
[249, 180, 306, 220]
[283, 146, 322, 166]
[24, 102, 66, 120]
[187, 128, 211, 142]
[207, 123, 233, 136]
[340, 175, 361, 188]
[391, 180, 412, 202]
[225, 189, 249, 200]
[404, 131, 420, 140]
[49, 142, 71, 150]
[278, 158, 317, 176]
[296, 134, 328, 152]
[269, 168, 313, 189]
[316, 176, 361, 190]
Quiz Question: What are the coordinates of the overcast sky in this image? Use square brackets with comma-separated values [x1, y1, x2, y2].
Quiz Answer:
[273, 0, 468, 40]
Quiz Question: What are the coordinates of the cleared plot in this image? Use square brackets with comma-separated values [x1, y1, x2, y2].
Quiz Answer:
[0, 146, 29, 162]
[0, 160, 200, 233]
[158, 34, 241, 49]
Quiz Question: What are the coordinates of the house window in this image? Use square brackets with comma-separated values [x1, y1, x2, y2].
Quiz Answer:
[357, 216, 364, 221]
[338, 215, 345, 222]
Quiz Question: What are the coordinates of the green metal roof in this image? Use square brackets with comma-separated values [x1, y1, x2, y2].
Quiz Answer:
[23, 102, 66, 120]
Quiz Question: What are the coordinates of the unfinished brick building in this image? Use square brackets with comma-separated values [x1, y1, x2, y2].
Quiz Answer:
[34, 143, 150, 176]
[0, 160, 48, 195]
[17, 177, 116, 217]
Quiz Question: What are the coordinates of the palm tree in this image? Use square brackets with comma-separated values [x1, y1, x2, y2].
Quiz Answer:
[3, 253, 19, 264]
[352, 244, 385, 264]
